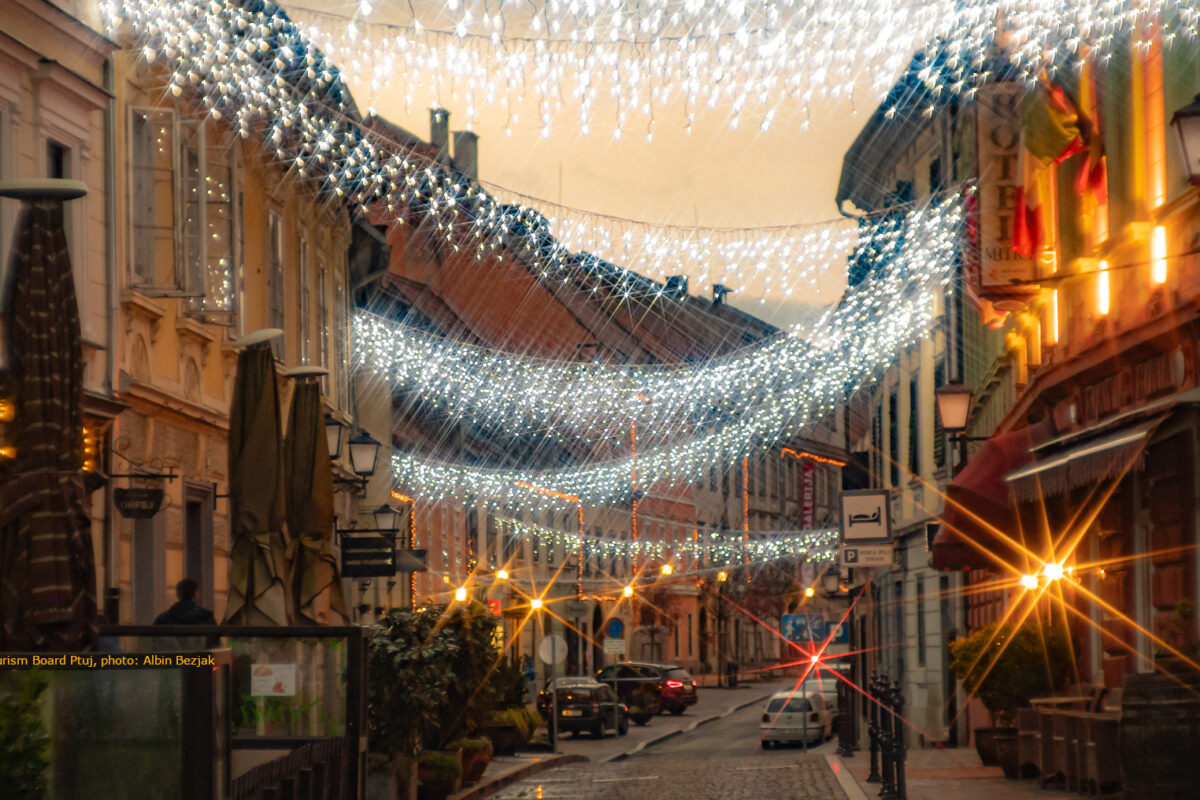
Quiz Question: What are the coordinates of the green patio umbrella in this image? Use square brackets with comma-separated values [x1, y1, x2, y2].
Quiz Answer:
[0, 179, 97, 651]
[223, 332, 289, 626]
[283, 369, 348, 625]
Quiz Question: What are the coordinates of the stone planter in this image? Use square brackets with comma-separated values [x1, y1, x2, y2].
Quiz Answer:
[483, 724, 526, 756]
[992, 729, 1020, 779]
[973, 727, 1002, 766]
[416, 749, 462, 800]
[366, 755, 418, 800]
[460, 739, 493, 786]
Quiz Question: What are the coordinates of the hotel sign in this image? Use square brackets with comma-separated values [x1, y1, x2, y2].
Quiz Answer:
[975, 82, 1038, 306]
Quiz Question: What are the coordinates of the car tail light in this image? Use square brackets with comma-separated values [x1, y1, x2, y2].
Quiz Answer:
[762, 713, 770, 723]
[666, 680, 684, 689]
[592, 700, 600, 713]
[810, 712, 820, 722]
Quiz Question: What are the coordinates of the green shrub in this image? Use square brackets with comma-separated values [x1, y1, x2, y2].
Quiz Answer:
[0, 671, 49, 800]
[490, 705, 542, 739]
[454, 738, 493, 759]
[949, 620, 1071, 727]
[490, 661, 529, 709]
[368, 603, 504, 755]
[417, 750, 462, 782]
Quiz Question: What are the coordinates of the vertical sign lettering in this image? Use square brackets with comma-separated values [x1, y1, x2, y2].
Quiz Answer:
[975, 82, 1037, 304]
[801, 461, 815, 529]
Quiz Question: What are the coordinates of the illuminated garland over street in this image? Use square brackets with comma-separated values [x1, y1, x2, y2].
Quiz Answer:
[287, 1, 1193, 135]
[355, 197, 958, 444]
[496, 517, 839, 567]
[388, 198, 959, 504]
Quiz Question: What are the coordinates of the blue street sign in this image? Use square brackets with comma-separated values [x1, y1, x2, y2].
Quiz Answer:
[781, 614, 809, 643]
[808, 614, 827, 641]
[605, 618, 624, 639]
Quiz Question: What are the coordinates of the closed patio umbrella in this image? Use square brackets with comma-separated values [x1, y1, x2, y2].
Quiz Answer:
[0, 179, 97, 651]
[223, 330, 289, 626]
[283, 368, 347, 625]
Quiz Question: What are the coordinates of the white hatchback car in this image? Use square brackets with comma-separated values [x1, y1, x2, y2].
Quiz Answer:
[760, 689, 833, 749]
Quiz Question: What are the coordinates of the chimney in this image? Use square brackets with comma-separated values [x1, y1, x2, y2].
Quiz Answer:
[712, 284, 735, 306]
[429, 108, 450, 162]
[452, 130, 479, 180]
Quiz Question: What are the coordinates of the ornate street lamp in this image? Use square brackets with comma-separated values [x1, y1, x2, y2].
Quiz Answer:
[324, 413, 345, 460]
[334, 429, 383, 494]
[822, 570, 840, 595]
[933, 380, 973, 434]
[373, 503, 401, 535]
[1171, 93, 1200, 186]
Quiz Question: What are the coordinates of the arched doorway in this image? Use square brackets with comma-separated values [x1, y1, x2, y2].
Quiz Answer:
[592, 605, 604, 673]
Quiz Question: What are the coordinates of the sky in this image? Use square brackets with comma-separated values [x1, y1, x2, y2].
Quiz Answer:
[283, 1, 878, 330]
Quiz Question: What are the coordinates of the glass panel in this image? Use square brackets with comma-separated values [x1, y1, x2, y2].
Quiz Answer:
[180, 120, 203, 298]
[199, 129, 235, 316]
[130, 109, 177, 289]
[44, 668, 183, 799]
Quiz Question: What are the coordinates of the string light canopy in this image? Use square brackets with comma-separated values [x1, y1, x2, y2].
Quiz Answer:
[360, 196, 960, 457]
[285, 1, 1191, 136]
[495, 516, 839, 567]
[386, 198, 961, 506]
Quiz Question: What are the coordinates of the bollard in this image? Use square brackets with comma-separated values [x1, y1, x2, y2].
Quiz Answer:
[866, 674, 881, 783]
[891, 682, 907, 800]
[837, 676, 856, 758]
[878, 677, 896, 799]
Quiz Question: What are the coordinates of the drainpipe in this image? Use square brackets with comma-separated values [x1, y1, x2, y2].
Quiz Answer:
[102, 57, 119, 617]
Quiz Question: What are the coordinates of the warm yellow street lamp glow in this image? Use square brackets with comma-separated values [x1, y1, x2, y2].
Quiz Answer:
[623, 585, 634, 598]
[496, 569, 509, 580]
[531, 597, 544, 610]
[717, 570, 728, 582]
[804, 587, 815, 598]
[1019, 574, 1039, 590]
[454, 586, 467, 602]
[660, 564, 673, 576]
[1043, 563, 1064, 582]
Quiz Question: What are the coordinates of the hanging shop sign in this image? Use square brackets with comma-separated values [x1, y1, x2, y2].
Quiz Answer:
[974, 81, 1038, 308]
[113, 487, 164, 519]
[341, 535, 396, 578]
[801, 460, 815, 529]
[839, 490, 892, 543]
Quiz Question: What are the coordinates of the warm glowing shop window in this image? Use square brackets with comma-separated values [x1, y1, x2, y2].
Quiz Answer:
[1152, 225, 1168, 285]
[1097, 262, 1111, 316]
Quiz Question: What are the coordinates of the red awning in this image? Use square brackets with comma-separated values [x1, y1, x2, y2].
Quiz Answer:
[931, 426, 1037, 572]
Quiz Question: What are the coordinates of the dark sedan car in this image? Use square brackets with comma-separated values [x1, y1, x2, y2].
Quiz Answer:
[536, 678, 629, 740]
[596, 662, 698, 718]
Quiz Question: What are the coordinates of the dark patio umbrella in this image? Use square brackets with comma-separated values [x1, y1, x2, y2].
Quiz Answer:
[223, 332, 289, 626]
[0, 180, 97, 651]
[283, 369, 348, 625]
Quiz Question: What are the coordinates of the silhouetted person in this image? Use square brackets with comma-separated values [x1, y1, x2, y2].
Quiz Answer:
[154, 578, 217, 625]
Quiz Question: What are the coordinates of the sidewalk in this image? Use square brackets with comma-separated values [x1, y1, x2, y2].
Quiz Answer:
[828, 747, 1080, 800]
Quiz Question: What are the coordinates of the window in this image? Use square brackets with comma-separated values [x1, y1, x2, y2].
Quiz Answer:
[933, 362, 946, 468]
[888, 391, 899, 488]
[317, 263, 329, 388]
[687, 613, 693, 656]
[767, 696, 813, 713]
[929, 157, 944, 194]
[908, 377, 919, 478]
[1100, 36, 1134, 233]
[1165, 30, 1200, 201]
[178, 120, 237, 318]
[129, 109, 177, 289]
[334, 275, 348, 406]
[268, 211, 285, 360]
[298, 236, 310, 363]
[709, 465, 717, 491]
[47, 140, 67, 179]
[894, 580, 905, 677]
[917, 577, 927, 667]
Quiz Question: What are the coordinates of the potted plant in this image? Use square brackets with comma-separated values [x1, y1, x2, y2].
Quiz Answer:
[485, 705, 542, 755]
[416, 750, 462, 800]
[0, 671, 49, 800]
[455, 738, 493, 785]
[949, 620, 1070, 778]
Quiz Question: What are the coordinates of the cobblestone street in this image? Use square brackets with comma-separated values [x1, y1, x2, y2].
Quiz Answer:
[493, 703, 848, 800]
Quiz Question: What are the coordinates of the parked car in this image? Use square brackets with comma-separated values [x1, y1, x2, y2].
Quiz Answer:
[797, 674, 841, 713]
[536, 678, 629, 740]
[760, 689, 833, 749]
[596, 662, 698, 719]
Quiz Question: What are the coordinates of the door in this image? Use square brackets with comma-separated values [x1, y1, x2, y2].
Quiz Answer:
[184, 484, 215, 608]
[132, 515, 166, 623]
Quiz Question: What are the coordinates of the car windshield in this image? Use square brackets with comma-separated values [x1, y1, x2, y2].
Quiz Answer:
[666, 668, 692, 682]
[766, 696, 812, 713]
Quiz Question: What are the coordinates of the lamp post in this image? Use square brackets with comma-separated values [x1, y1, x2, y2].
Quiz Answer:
[1171, 93, 1200, 185]
[934, 380, 988, 476]
[716, 569, 727, 687]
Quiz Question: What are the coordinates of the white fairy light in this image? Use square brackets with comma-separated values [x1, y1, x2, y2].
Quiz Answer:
[495, 515, 840, 567]
[280, 1, 1189, 136]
